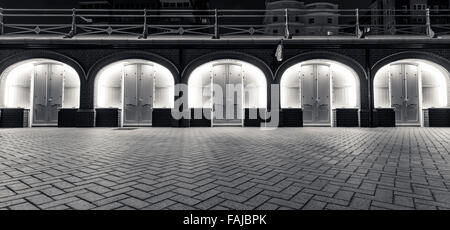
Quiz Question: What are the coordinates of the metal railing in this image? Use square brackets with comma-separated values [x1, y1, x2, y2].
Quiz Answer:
[0, 8, 448, 38]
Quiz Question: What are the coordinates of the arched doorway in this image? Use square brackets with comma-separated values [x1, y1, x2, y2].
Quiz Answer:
[280, 59, 360, 126]
[94, 59, 175, 127]
[373, 59, 449, 126]
[0, 59, 80, 126]
[188, 59, 267, 126]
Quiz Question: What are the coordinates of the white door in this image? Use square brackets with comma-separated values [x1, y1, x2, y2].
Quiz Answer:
[301, 64, 331, 125]
[212, 63, 243, 125]
[33, 63, 64, 125]
[123, 64, 154, 126]
[389, 63, 419, 125]
[316, 64, 331, 123]
[139, 64, 154, 124]
[123, 64, 139, 125]
[301, 65, 315, 123]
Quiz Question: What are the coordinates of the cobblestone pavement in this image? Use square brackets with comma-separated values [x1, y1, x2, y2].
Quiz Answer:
[0, 127, 450, 210]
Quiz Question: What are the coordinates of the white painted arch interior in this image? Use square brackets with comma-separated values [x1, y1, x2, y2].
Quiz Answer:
[280, 59, 360, 125]
[0, 58, 81, 126]
[188, 59, 268, 125]
[94, 59, 175, 126]
[188, 59, 267, 109]
[373, 59, 450, 126]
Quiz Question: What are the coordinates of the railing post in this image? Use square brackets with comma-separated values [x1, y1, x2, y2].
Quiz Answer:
[64, 8, 77, 38]
[426, 8, 435, 38]
[284, 8, 290, 39]
[213, 9, 219, 39]
[0, 8, 4, 36]
[139, 9, 148, 39]
[355, 8, 363, 38]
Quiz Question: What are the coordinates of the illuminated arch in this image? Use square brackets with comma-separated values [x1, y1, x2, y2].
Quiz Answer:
[280, 59, 360, 109]
[94, 59, 175, 109]
[373, 59, 450, 125]
[187, 59, 268, 109]
[0, 59, 81, 109]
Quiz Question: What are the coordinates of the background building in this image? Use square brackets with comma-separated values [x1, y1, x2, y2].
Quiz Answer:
[369, 0, 450, 35]
[78, 0, 209, 9]
[263, 0, 339, 36]
[77, 0, 210, 27]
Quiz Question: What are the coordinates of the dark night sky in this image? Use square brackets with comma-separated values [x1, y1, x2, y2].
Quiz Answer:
[0, 0, 373, 9]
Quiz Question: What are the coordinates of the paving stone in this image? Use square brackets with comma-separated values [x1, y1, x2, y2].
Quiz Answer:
[168, 203, 197, 210]
[143, 200, 177, 210]
[7, 182, 30, 191]
[256, 203, 279, 210]
[127, 190, 152, 200]
[9, 202, 39, 210]
[374, 188, 393, 203]
[67, 199, 96, 210]
[170, 194, 201, 206]
[46, 205, 70, 210]
[334, 190, 354, 201]
[349, 197, 371, 210]
[92, 202, 124, 210]
[40, 187, 65, 197]
[394, 195, 414, 208]
[77, 192, 105, 202]
[195, 197, 225, 210]
[0, 189, 15, 198]
[303, 199, 327, 210]
[220, 200, 254, 210]
[26, 194, 53, 205]
[120, 197, 149, 209]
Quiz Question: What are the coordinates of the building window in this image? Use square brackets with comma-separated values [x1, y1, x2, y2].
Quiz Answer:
[402, 5, 408, 12]
[413, 4, 426, 11]
[295, 16, 300, 22]
[273, 29, 278, 34]
[273, 16, 278, 22]
[308, 18, 314, 24]
[327, 18, 332, 24]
